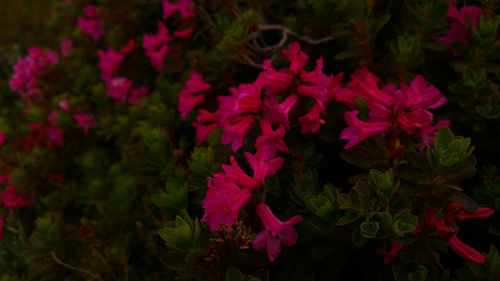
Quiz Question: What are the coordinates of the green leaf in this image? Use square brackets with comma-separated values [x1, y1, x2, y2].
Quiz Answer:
[434, 126, 454, 151]
[360, 221, 379, 239]
[334, 48, 363, 60]
[421, 40, 447, 51]
[392, 209, 418, 236]
[150, 179, 188, 210]
[337, 211, 362, 226]
[361, 212, 392, 239]
[354, 97, 369, 120]
[306, 195, 335, 219]
[476, 104, 500, 119]
[159, 215, 196, 252]
[392, 262, 428, 281]
[226, 267, 245, 281]
[369, 15, 391, 38]
[352, 227, 367, 246]
[369, 169, 394, 197]
[340, 150, 372, 169]
[308, 218, 335, 233]
[462, 69, 487, 89]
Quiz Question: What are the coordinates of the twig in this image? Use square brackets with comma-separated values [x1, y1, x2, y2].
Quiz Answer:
[194, 5, 214, 40]
[51, 251, 103, 280]
[256, 24, 336, 46]
[237, 55, 262, 69]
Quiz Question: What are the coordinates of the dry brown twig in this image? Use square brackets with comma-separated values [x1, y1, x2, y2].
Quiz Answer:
[51, 251, 103, 280]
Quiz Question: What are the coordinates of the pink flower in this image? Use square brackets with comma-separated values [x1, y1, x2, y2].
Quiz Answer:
[446, 2, 482, 26]
[421, 204, 494, 264]
[297, 58, 331, 105]
[173, 28, 194, 38]
[340, 110, 389, 149]
[221, 115, 256, 152]
[178, 71, 211, 118]
[397, 110, 433, 135]
[282, 42, 309, 75]
[298, 102, 325, 134]
[0, 174, 9, 185]
[184, 71, 212, 93]
[47, 110, 59, 126]
[82, 5, 99, 18]
[193, 121, 219, 146]
[77, 6, 105, 41]
[222, 156, 259, 190]
[255, 119, 289, 160]
[201, 174, 252, 230]
[0, 132, 5, 148]
[437, 2, 483, 55]
[380, 240, 405, 265]
[447, 236, 486, 263]
[436, 23, 470, 55]
[106, 77, 133, 102]
[217, 82, 262, 124]
[0, 185, 34, 208]
[244, 152, 284, 187]
[220, 153, 283, 190]
[9, 47, 59, 98]
[60, 38, 73, 57]
[120, 39, 138, 54]
[77, 18, 105, 41]
[58, 100, 70, 111]
[402, 75, 447, 111]
[163, 0, 195, 19]
[354, 71, 396, 108]
[263, 94, 298, 129]
[179, 91, 205, 118]
[252, 203, 302, 261]
[260, 60, 294, 95]
[193, 109, 219, 145]
[74, 113, 98, 135]
[44, 127, 64, 147]
[128, 86, 148, 105]
[98, 47, 124, 79]
[143, 22, 172, 71]
[333, 67, 373, 108]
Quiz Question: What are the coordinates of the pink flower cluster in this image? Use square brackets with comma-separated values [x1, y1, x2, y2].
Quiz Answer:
[381, 203, 494, 264]
[163, 0, 195, 19]
[193, 42, 350, 261]
[77, 5, 106, 41]
[143, 1, 195, 71]
[98, 40, 148, 104]
[143, 22, 172, 71]
[436, 2, 483, 56]
[181, 42, 457, 263]
[60, 38, 74, 57]
[201, 151, 302, 261]
[334, 67, 449, 149]
[23, 119, 64, 150]
[74, 113, 98, 135]
[178, 71, 212, 119]
[9, 47, 59, 99]
[0, 184, 35, 241]
[0, 132, 5, 148]
[183, 42, 343, 151]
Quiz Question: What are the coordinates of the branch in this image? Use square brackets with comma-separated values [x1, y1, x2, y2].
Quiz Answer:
[51, 251, 103, 280]
[256, 24, 335, 46]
